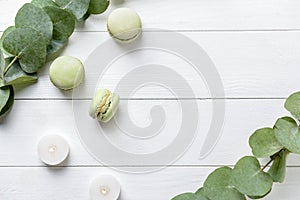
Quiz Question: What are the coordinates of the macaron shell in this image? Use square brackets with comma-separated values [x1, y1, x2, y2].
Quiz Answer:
[108, 27, 142, 43]
[49, 56, 85, 90]
[107, 8, 142, 42]
[89, 88, 109, 118]
[101, 93, 120, 123]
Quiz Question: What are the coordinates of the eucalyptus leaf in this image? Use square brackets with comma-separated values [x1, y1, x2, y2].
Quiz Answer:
[0, 85, 14, 118]
[15, 3, 53, 44]
[195, 188, 206, 197]
[247, 188, 271, 199]
[3, 57, 38, 86]
[79, 11, 90, 21]
[43, 6, 75, 41]
[0, 49, 4, 75]
[55, 0, 90, 20]
[47, 39, 68, 61]
[0, 26, 15, 57]
[0, 78, 4, 88]
[231, 156, 273, 197]
[0, 85, 10, 111]
[88, 0, 109, 14]
[268, 150, 288, 183]
[249, 127, 283, 158]
[31, 0, 58, 8]
[274, 117, 300, 154]
[3, 27, 47, 73]
[203, 167, 245, 200]
[285, 91, 300, 120]
[281, 116, 296, 123]
[172, 193, 208, 200]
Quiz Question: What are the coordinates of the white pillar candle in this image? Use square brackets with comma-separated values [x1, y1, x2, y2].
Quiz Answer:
[89, 174, 121, 200]
[37, 134, 70, 166]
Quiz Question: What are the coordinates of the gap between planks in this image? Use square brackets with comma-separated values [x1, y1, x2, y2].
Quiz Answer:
[0, 165, 299, 168]
[73, 29, 300, 33]
[2, 29, 300, 34]
[14, 97, 288, 101]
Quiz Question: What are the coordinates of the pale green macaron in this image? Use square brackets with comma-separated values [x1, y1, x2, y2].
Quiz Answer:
[89, 88, 120, 123]
[107, 7, 142, 42]
[49, 56, 85, 90]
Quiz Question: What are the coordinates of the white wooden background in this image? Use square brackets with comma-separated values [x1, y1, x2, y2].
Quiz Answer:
[1, 0, 300, 199]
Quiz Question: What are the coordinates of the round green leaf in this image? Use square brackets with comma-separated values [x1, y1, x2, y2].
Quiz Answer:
[247, 188, 271, 199]
[172, 193, 207, 200]
[267, 150, 288, 183]
[249, 127, 283, 158]
[274, 117, 300, 154]
[194, 188, 209, 200]
[3, 27, 47, 73]
[0, 85, 14, 118]
[3, 57, 38, 86]
[231, 156, 273, 197]
[0, 50, 4, 75]
[47, 39, 68, 61]
[0, 26, 16, 57]
[195, 188, 206, 197]
[43, 6, 75, 41]
[55, 0, 90, 20]
[31, 0, 58, 8]
[88, 0, 109, 14]
[15, 3, 53, 44]
[0, 85, 10, 111]
[285, 91, 300, 120]
[203, 167, 245, 200]
[79, 11, 90, 21]
[0, 78, 4, 88]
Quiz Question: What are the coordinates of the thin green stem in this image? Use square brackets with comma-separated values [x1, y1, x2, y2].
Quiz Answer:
[261, 158, 275, 171]
[261, 149, 285, 171]
[2, 56, 18, 76]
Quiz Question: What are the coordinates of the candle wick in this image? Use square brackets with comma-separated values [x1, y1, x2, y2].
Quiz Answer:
[100, 186, 110, 196]
[48, 145, 57, 153]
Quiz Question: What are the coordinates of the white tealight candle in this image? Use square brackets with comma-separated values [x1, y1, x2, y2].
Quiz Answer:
[89, 175, 121, 200]
[37, 134, 70, 166]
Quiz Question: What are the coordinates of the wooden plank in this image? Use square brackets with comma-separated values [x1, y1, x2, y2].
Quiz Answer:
[1, 0, 300, 31]
[4, 31, 300, 99]
[1, 99, 300, 166]
[0, 166, 298, 200]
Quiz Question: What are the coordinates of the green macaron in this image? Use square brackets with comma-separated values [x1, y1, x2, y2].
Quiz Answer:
[107, 7, 142, 43]
[49, 56, 85, 90]
[89, 88, 120, 123]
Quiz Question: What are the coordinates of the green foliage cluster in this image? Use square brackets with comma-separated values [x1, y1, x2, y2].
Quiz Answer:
[172, 92, 300, 200]
[0, 0, 110, 118]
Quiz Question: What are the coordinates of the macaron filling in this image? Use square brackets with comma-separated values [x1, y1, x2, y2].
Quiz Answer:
[95, 91, 112, 120]
[89, 88, 120, 123]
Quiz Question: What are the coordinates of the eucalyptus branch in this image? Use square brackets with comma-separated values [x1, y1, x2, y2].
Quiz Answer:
[173, 90, 300, 200]
[2, 55, 18, 76]
[261, 149, 285, 171]
[261, 158, 275, 172]
[1, 0, 110, 119]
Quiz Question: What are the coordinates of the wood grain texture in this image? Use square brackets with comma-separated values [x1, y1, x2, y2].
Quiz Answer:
[1, 99, 300, 166]
[1, 0, 300, 31]
[0, 166, 299, 200]
[3, 31, 298, 99]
